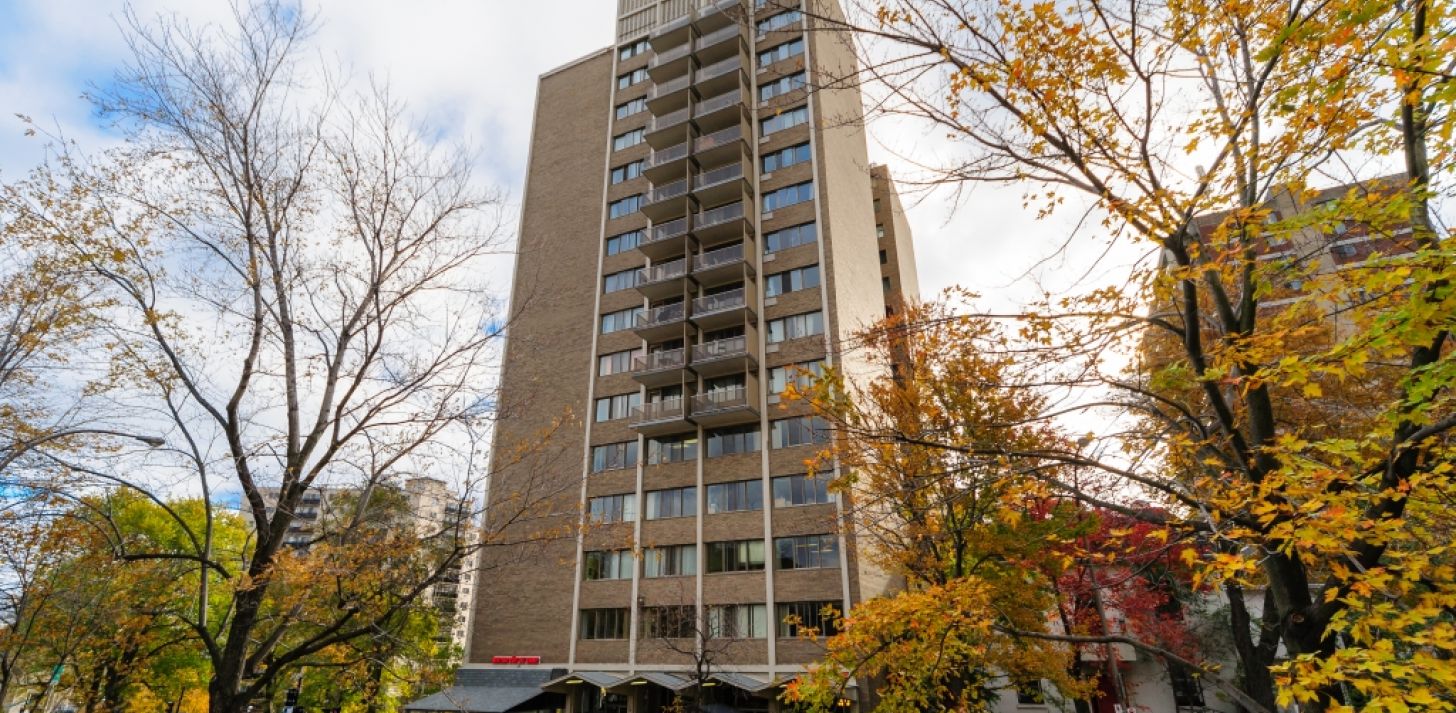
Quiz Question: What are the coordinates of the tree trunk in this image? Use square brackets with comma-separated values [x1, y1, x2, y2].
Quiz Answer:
[1223, 584, 1278, 712]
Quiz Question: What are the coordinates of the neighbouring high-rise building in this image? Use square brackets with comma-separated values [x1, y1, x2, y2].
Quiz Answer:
[416, 1, 919, 712]
[255, 477, 479, 657]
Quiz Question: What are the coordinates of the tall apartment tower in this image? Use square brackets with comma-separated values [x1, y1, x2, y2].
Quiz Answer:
[444, 2, 919, 712]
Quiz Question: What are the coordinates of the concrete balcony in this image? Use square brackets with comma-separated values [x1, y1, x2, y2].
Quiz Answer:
[692, 241, 754, 288]
[643, 141, 690, 182]
[634, 301, 688, 340]
[691, 199, 754, 248]
[693, 53, 746, 97]
[647, 71, 693, 113]
[692, 122, 748, 167]
[692, 160, 751, 206]
[693, 88, 750, 134]
[648, 40, 693, 80]
[641, 178, 691, 222]
[631, 347, 689, 388]
[691, 285, 757, 330]
[646, 106, 692, 148]
[691, 331, 758, 379]
[692, 23, 746, 65]
[640, 216, 689, 261]
[636, 257, 691, 300]
[630, 397, 692, 436]
[691, 384, 761, 428]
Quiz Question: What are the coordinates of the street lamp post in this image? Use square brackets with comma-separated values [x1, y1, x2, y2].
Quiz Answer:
[0, 428, 166, 475]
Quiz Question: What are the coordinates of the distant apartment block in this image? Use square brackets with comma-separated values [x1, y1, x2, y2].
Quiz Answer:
[256, 477, 478, 655]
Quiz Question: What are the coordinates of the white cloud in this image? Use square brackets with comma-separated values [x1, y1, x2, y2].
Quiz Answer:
[0, 0, 1126, 312]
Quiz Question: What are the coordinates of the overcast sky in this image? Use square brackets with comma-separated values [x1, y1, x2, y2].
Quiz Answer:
[0, 0, 1148, 317]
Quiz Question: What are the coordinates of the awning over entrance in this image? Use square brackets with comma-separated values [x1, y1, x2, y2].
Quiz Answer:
[405, 669, 565, 713]
[541, 671, 629, 692]
[706, 673, 777, 696]
[610, 672, 697, 693]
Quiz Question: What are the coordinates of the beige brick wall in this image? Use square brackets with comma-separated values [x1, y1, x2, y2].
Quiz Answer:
[468, 49, 615, 665]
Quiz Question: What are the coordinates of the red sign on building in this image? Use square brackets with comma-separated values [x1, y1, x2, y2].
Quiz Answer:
[490, 656, 541, 665]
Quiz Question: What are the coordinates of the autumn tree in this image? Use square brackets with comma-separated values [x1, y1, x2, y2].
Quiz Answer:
[787, 0, 1456, 709]
[787, 300, 1249, 713]
[0, 4, 569, 713]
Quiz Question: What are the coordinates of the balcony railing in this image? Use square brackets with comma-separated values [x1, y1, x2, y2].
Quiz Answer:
[650, 107, 691, 132]
[637, 302, 686, 328]
[634, 348, 687, 372]
[693, 386, 751, 413]
[695, 201, 746, 230]
[692, 335, 747, 362]
[694, 89, 744, 118]
[648, 217, 689, 244]
[694, 23, 740, 50]
[693, 287, 746, 316]
[650, 73, 693, 98]
[633, 397, 686, 423]
[639, 258, 688, 285]
[648, 179, 689, 204]
[696, 55, 743, 83]
[651, 42, 692, 67]
[694, 124, 744, 153]
[647, 142, 689, 169]
[694, 162, 744, 191]
[694, 243, 744, 272]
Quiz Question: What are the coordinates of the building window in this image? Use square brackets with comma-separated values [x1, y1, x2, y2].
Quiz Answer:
[599, 348, 644, 376]
[770, 415, 830, 449]
[601, 306, 644, 334]
[768, 360, 823, 395]
[608, 194, 643, 219]
[603, 267, 639, 293]
[615, 96, 647, 120]
[757, 9, 803, 34]
[594, 392, 641, 422]
[706, 425, 761, 458]
[766, 310, 823, 343]
[758, 37, 804, 67]
[706, 479, 764, 514]
[1169, 664, 1206, 707]
[617, 67, 648, 89]
[879, 248, 887, 264]
[882, 276, 892, 292]
[588, 493, 636, 524]
[774, 534, 839, 570]
[580, 608, 630, 640]
[610, 160, 644, 184]
[761, 105, 809, 135]
[619, 39, 650, 61]
[644, 545, 697, 578]
[648, 434, 698, 464]
[583, 550, 633, 580]
[1015, 683, 1046, 705]
[763, 181, 814, 212]
[776, 600, 840, 637]
[708, 603, 768, 639]
[641, 605, 695, 639]
[591, 441, 639, 472]
[759, 71, 807, 102]
[876, 224, 886, 238]
[764, 264, 820, 297]
[762, 142, 811, 173]
[645, 486, 696, 520]
[764, 222, 817, 253]
[613, 129, 646, 152]
[606, 230, 642, 255]
[772, 474, 832, 507]
[706, 539, 766, 573]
